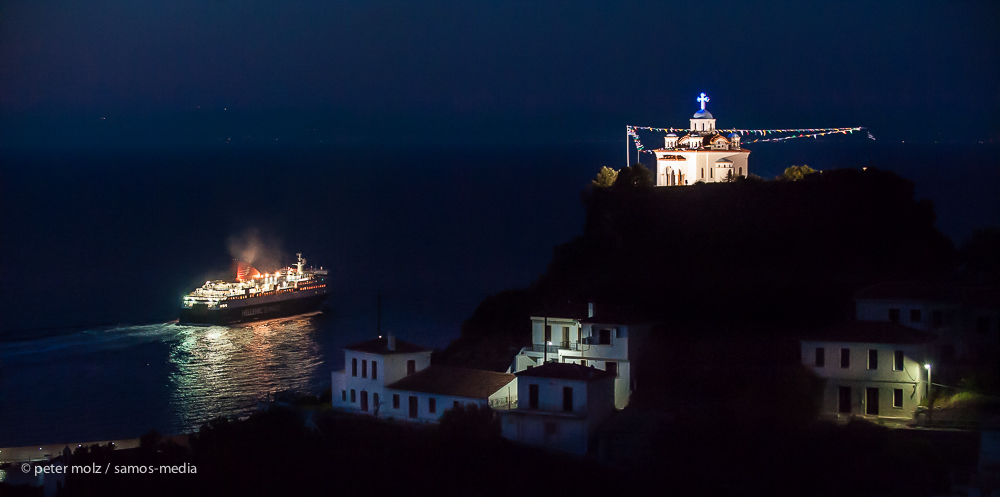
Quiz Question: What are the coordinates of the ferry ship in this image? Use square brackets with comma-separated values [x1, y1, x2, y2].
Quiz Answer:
[179, 253, 329, 325]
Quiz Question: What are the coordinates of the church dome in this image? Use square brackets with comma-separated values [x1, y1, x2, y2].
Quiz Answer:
[692, 109, 714, 119]
[666, 133, 677, 137]
[727, 132, 740, 139]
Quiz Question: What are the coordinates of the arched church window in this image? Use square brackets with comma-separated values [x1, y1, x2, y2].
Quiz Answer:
[739, 167, 743, 176]
[701, 168, 705, 178]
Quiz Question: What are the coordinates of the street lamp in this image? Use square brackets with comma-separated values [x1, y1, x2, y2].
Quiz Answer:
[924, 364, 932, 400]
[544, 341, 552, 364]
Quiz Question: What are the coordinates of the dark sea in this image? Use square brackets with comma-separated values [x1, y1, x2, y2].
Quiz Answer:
[1, 139, 997, 447]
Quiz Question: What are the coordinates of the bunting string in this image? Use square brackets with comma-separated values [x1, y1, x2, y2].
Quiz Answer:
[627, 125, 874, 154]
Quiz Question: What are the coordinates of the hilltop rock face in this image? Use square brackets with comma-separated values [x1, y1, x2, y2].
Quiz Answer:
[444, 168, 956, 370]
[542, 168, 956, 327]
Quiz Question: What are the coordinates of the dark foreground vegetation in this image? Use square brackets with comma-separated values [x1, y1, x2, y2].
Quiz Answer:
[1, 406, 978, 497]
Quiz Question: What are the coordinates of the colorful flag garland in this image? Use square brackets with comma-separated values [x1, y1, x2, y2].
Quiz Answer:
[627, 125, 874, 154]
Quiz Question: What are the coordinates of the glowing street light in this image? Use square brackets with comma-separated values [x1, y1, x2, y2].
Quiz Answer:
[924, 364, 932, 400]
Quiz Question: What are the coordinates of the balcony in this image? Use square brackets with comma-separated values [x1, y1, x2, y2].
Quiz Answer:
[532, 342, 581, 353]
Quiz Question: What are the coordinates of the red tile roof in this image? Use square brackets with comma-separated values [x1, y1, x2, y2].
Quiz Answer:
[386, 366, 515, 399]
[801, 321, 937, 345]
[516, 362, 617, 381]
[344, 337, 432, 355]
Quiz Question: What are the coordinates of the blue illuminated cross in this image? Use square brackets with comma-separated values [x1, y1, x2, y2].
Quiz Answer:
[697, 93, 710, 110]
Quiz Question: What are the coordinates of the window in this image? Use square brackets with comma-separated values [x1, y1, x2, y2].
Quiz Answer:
[893, 389, 903, 408]
[931, 310, 943, 328]
[453, 401, 460, 410]
[599, 329, 612, 345]
[350, 389, 356, 403]
[408, 396, 418, 418]
[739, 167, 742, 175]
[910, 309, 922, 323]
[815, 347, 825, 367]
[868, 350, 878, 370]
[373, 393, 379, 409]
[341, 390, 346, 402]
[544, 324, 551, 343]
[978, 316, 990, 334]
[429, 398, 436, 414]
[579, 359, 586, 367]
[606, 361, 618, 376]
[528, 384, 539, 409]
[352, 358, 358, 377]
[888, 308, 900, 323]
[865, 388, 879, 415]
[562, 326, 570, 346]
[563, 387, 573, 412]
[407, 360, 416, 376]
[894, 350, 904, 371]
[372, 361, 378, 380]
[393, 394, 400, 409]
[361, 359, 367, 378]
[841, 348, 850, 368]
[360, 391, 368, 412]
[701, 168, 705, 178]
[838, 386, 851, 413]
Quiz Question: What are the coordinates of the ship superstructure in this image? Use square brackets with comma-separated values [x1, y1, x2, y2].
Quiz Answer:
[179, 253, 329, 325]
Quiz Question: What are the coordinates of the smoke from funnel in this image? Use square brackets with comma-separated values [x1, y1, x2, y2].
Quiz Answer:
[227, 228, 284, 272]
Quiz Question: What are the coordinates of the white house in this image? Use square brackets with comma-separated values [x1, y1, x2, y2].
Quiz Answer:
[331, 335, 517, 422]
[508, 303, 647, 409]
[383, 365, 516, 422]
[653, 93, 750, 186]
[331, 335, 433, 416]
[800, 321, 935, 421]
[500, 363, 617, 455]
[854, 282, 999, 362]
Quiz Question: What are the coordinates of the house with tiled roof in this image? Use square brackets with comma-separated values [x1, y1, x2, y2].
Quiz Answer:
[508, 302, 650, 409]
[331, 335, 433, 416]
[500, 363, 617, 455]
[854, 282, 999, 361]
[331, 335, 516, 422]
[800, 321, 936, 420]
[385, 365, 516, 421]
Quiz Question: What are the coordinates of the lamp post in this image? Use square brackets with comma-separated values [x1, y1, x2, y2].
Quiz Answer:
[924, 364, 932, 400]
[545, 341, 552, 364]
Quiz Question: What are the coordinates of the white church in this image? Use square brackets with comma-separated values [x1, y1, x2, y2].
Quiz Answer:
[653, 93, 750, 186]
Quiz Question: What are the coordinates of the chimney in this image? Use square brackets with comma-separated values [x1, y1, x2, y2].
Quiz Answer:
[588, 302, 594, 318]
[387, 334, 396, 351]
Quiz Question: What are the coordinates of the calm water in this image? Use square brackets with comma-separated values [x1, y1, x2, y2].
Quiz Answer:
[0, 140, 996, 447]
[1, 315, 337, 446]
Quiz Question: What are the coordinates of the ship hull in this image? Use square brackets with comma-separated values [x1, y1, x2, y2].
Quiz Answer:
[179, 293, 329, 325]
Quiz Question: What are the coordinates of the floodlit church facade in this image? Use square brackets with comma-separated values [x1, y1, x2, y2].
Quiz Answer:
[654, 93, 750, 186]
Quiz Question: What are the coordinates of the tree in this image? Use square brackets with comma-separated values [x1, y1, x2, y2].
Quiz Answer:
[780, 165, 817, 181]
[615, 163, 654, 188]
[960, 227, 1000, 285]
[592, 166, 618, 188]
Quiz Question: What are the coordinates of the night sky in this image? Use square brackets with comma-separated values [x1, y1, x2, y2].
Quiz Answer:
[3, 0, 998, 147]
[1, 1, 998, 336]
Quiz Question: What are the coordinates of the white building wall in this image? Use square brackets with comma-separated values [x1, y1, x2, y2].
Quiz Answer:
[585, 376, 617, 434]
[501, 414, 588, 455]
[332, 349, 432, 415]
[855, 299, 958, 332]
[801, 340, 929, 419]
